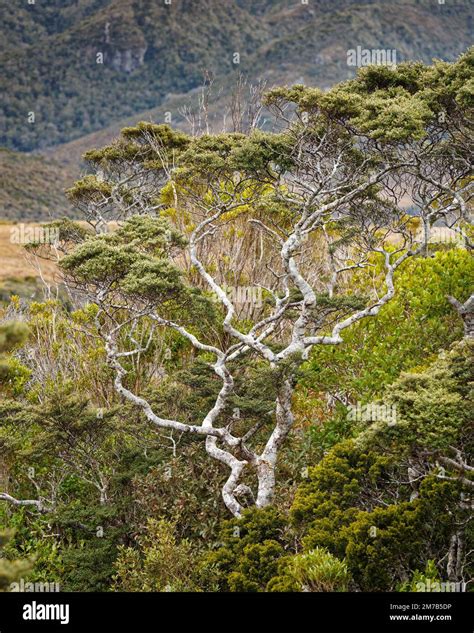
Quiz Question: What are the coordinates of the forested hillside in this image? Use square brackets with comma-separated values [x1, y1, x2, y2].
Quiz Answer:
[0, 0, 472, 220]
[0, 150, 74, 220]
[0, 0, 472, 152]
[0, 50, 472, 602]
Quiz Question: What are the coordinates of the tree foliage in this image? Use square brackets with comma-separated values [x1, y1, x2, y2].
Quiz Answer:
[0, 53, 472, 593]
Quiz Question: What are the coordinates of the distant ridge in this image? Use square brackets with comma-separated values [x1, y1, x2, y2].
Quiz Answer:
[0, 0, 472, 219]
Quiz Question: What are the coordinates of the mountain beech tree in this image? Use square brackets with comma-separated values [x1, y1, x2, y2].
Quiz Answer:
[4, 55, 472, 517]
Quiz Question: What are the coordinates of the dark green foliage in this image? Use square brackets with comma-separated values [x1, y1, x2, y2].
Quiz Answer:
[53, 504, 126, 592]
[61, 216, 193, 306]
[178, 131, 294, 180]
[202, 507, 288, 591]
[343, 478, 461, 591]
[287, 447, 468, 591]
[291, 440, 393, 557]
[287, 340, 473, 591]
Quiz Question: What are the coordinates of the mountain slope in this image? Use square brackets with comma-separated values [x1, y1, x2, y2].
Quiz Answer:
[0, 149, 74, 220]
[0, 0, 267, 151]
[0, 0, 471, 152]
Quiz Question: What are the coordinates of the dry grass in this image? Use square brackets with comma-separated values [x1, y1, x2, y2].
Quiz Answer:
[0, 224, 58, 282]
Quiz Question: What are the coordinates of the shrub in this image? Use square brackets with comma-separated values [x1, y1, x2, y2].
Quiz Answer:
[399, 560, 442, 593]
[0, 530, 32, 591]
[268, 547, 351, 592]
[113, 519, 199, 592]
[201, 507, 288, 591]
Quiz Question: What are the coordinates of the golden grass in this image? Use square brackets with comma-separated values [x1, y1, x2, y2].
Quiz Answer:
[0, 224, 58, 282]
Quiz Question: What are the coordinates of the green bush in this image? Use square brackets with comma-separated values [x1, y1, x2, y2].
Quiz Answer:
[268, 547, 351, 592]
[399, 560, 442, 593]
[0, 530, 33, 591]
[201, 507, 288, 592]
[113, 519, 199, 592]
[291, 440, 392, 558]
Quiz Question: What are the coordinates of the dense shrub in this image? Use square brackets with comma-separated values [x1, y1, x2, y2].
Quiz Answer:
[113, 519, 199, 592]
[201, 508, 289, 592]
[268, 547, 351, 593]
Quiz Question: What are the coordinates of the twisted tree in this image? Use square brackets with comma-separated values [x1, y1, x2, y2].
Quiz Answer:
[7, 53, 472, 517]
